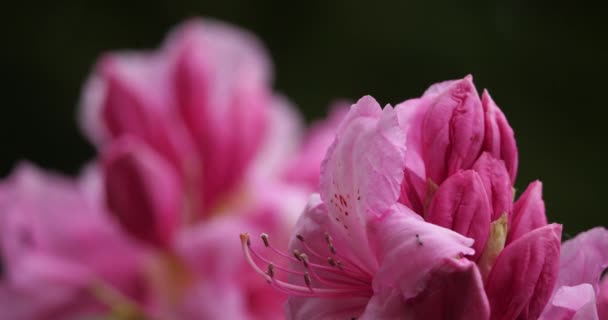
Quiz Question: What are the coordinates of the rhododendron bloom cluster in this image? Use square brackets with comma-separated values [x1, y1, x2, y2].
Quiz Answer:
[0, 15, 606, 320]
[242, 77, 607, 320]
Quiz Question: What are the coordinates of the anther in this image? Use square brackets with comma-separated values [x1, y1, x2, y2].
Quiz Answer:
[240, 233, 251, 246]
[324, 232, 332, 244]
[336, 261, 344, 270]
[416, 234, 423, 246]
[329, 244, 336, 254]
[267, 263, 275, 278]
[296, 234, 304, 242]
[293, 249, 302, 261]
[300, 253, 309, 268]
[304, 272, 312, 288]
[261, 233, 270, 247]
[328, 257, 337, 267]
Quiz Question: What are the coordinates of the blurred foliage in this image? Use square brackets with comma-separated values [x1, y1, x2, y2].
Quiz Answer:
[2, 0, 606, 234]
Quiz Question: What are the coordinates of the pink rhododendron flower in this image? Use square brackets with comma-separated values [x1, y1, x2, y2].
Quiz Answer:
[540, 227, 608, 320]
[78, 18, 342, 319]
[395, 75, 562, 319]
[0, 163, 148, 320]
[242, 96, 489, 320]
[243, 78, 565, 319]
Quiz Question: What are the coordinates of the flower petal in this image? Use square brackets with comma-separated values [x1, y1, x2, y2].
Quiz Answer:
[320, 96, 406, 271]
[540, 284, 599, 320]
[508, 180, 547, 244]
[426, 170, 491, 261]
[403, 258, 490, 320]
[556, 227, 608, 293]
[284, 101, 348, 190]
[285, 296, 368, 320]
[420, 75, 484, 184]
[285, 194, 370, 319]
[486, 224, 562, 320]
[173, 21, 271, 212]
[472, 153, 513, 221]
[103, 137, 183, 247]
[481, 90, 518, 183]
[598, 277, 608, 320]
[368, 205, 475, 300]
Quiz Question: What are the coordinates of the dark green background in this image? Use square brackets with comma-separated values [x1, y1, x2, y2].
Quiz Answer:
[3, 1, 606, 235]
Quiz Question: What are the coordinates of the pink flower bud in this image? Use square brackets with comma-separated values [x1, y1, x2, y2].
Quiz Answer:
[508, 181, 547, 244]
[103, 138, 182, 247]
[426, 170, 491, 261]
[486, 224, 562, 320]
[481, 90, 518, 183]
[472, 152, 513, 221]
[420, 75, 485, 184]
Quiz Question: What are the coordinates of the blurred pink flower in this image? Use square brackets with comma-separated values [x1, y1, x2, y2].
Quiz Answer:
[242, 97, 489, 320]
[0, 163, 148, 320]
[540, 227, 608, 320]
[78, 18, 343, 319]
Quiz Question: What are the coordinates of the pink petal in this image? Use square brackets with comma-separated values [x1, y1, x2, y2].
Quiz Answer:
[103, 138, 182, 247]
[598, 277, 608, 320]
[0, 164, 147, 318]
[420, 75, 484, 184]
[359, 288, 407, 320]
[395, 97, 428, 214]
[426, 170, 491, 261]
[508, 180, 547, 244]
[94, 53, 196, 172]
[486, 224, 562, 320]
[472, 153, 513, 221]
[481, 90, 518, 183]
[285, 194, 372, 319]
[402, 258, 490, 320]
[251, 95, 304, 181]
[173, 27, 270, 212]
[320, 96, 406, 271]
[174, 217, 286, 320]
[284, 100, 349, 190]
[540, 284, 599, 320]
[285, 296, 369, 320]
[368, 205, 475, 300]
[557, 227, 608, 294]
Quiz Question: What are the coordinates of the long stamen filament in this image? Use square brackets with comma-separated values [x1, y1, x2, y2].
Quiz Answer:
[240, 233, 373, 298]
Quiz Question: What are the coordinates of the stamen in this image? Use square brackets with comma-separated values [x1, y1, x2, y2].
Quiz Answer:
[304, 272, 312, 289]
[261, 233, 270, 247]
[300, 253, 309, 268]
[240, 232, 373, 298]
[293, 249, 302, 261]
[296, 234, 305, 242]
[328, 257, 337, 267]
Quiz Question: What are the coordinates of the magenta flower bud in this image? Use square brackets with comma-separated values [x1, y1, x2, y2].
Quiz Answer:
[486, 224, 562, 320]
[420, 75, 485, 184]
[481, 90, 518, 183]
[103, 137, 182, 248]
[426, 170, 491, 261]
[472, 152, 513, 221]
[508, 181, 547, 244]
